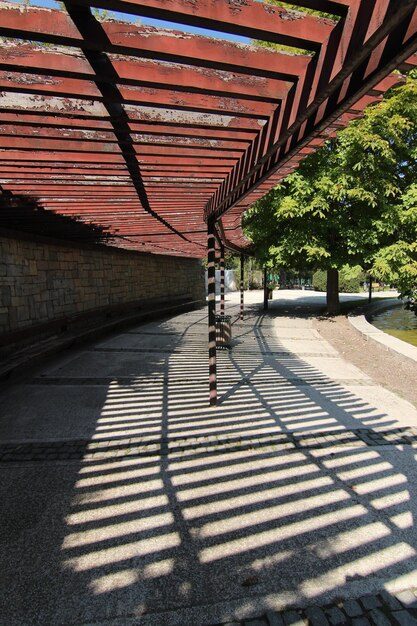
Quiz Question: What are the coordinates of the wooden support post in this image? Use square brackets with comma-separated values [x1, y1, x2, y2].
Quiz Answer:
[207, 217, 217, 406]
[220, 243, 225, 316]
[240, 252, 244, 321]
[263, 266, 268, 311]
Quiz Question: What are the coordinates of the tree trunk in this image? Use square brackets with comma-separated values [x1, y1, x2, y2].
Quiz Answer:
[326, 268, 340, 315]
[368, 275, 373, 303]
[263, 267, 268, 311]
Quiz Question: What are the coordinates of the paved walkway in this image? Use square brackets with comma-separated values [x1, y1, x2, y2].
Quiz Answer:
[1, 291, 417, 626]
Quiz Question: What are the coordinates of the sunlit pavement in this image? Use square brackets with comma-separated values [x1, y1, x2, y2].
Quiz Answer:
[1, 290, 417, 626]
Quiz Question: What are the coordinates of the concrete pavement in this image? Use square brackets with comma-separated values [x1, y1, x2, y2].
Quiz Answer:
[1, 290, 417, 625]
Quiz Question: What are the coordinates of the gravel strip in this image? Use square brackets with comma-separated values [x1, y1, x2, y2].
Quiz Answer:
[314, 315, 417, 409]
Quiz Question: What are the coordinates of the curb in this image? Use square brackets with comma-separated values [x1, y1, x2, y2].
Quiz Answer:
[348, 300, 417, 365]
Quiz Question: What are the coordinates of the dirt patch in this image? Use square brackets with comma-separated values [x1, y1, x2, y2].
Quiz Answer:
[314, 315, 417, 409]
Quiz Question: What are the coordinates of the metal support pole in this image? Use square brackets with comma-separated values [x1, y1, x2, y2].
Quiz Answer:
[368, 275, 373, 303]
[240, 252, 244, 321]
[263, 266, 268, 311]
[220, 243, 225, 315]
[207, 217, 217, 406]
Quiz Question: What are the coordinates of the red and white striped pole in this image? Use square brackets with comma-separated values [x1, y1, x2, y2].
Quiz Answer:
[220, 243, 225, 316]
[207, 216, 217, 406]
[240, 252, 244, 321]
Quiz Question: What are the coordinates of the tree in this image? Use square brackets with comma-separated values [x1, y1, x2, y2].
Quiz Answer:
[244, 75, 417, 314]
[372, 184, 417, 311]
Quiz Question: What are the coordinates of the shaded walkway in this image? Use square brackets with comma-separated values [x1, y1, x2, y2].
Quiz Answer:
[1, 291, 417, 625]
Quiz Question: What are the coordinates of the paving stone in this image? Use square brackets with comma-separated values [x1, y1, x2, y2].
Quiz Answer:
[379, 591, 403, 611]
[244, 620, 267, 626]
[360, 596, 383, 611]
[266, 611, 285, 626]
[282, 610, 305, 625]
[2, 426, 417, 465]
[352, 618, 371, 626]
[396, 592, 417, 609]
[392, 611, 417, 626]
[325, 607, 349, 625]
[304, 606, 330, 625]
[368, 608, 393, 626]
[343, 600, 363, 617]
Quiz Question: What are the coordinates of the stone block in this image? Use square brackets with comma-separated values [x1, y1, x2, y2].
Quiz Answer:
[305, 607, 330, 625]
[282, 610, 305, 625]
[396, 591, 417, 609]
[266, 612, 285, 626]
[17, 308, 29, 323]
[392, 611, 417, 625]
[29, 261, 37, 275]
[8, 308, 17, 328]
[7, 264, 23, 277]
[360, 595, 382, 611]
[0, 234, 204, 333]
[325, 607, 348, 625]
[379, 590, 402, 611]
[0, 286, 11, 306]
[368, 609, 392, 626]
[342, 600, 362, 617]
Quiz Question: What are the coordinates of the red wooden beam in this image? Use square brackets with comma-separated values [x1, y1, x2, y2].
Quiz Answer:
[0, 75, 276, 120]
[0, 0, 416, 260]
[80, 0, 334, 49]
[0, 5, 311, 80]
[0, 46, 292, 103]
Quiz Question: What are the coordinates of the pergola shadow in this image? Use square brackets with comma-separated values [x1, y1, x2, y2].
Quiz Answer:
[1, 302, 416, 624]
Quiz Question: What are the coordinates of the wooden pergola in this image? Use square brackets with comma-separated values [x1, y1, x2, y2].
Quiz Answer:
[1, 0, 417, 402]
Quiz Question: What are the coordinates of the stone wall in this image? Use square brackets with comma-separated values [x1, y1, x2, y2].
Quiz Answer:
[0, 230, 205, 336]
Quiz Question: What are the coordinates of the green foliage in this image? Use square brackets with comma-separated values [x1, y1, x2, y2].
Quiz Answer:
[312, 270, 327, 292]
[91, 7, 115, 21]
[244, 75, 417, 309]
[343, 270, 368, 294]
[271, 1, 339, 21]
[224, 252, 240, 270]
[313, 266, 365, 293]
[371, 176, 417, 307]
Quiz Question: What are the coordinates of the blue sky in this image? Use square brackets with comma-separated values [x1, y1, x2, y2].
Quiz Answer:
[20, 0, 250, 43]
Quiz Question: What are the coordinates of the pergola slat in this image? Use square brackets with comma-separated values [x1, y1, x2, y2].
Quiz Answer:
[77, 0, 334, 49]
[0, 0, 416, 257]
